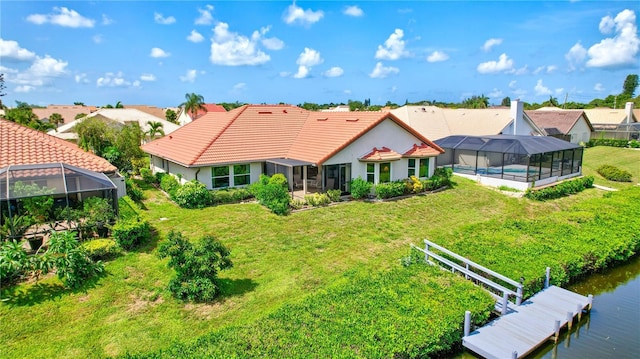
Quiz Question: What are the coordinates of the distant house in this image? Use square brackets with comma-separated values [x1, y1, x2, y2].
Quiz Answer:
[49, 108, 180, 142]
[526, 109, 594, 144]
[142, 105, 443, 194]
[391, 100, 544, 140]
[321, 105, 350, 112]
[177, 103, 227, 125]
[32, 105, 98, 126]
[0, 118, 125, 201]
[585, 102, 639, 140]
[123, 105, 167, 120]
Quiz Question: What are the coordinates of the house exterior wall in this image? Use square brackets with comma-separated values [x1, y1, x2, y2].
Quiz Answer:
[324, 119, 436, 183]
[569, 116, 592, 144]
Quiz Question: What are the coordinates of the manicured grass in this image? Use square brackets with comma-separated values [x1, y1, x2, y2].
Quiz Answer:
[1, 148, 638, 358]
[582, 147, 640, 189]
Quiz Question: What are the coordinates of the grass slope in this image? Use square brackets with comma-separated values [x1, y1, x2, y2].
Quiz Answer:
[582, 147, 640, 189]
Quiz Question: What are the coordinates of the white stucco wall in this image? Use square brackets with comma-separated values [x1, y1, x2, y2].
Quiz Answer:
[569, 116, 592, 144]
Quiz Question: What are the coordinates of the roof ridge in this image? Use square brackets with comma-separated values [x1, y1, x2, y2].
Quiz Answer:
[191, 105, 249, 165]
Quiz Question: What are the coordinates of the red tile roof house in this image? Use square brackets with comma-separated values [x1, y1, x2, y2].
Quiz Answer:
[0, 119, 126, 222]
[142, 105, 443, 195]
[177, 103, 227, 125]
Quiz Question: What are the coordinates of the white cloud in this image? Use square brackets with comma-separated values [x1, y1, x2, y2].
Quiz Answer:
[477, 53, 514, 74]
[0, 39, 36, 61]
[488, 88, 503, 98]
[594, 83, 605, 92]
[426, 50, 449, 63]
[262, 37, 284, 50]
[546, 65, 558, 73]
[27, 56, 68, 78]
[140, 74, 156, 81]
[15, 85, 36, 93]
[565, 42, 587, 70]
[101, 14, 113, 26]
[283, 3, 324, 26]
[482, 38, 503, 52]
[586, 9, 640, 68]
[293, 66, 310, 79]
[96, 72, 140, 88]
[150, 47, 170, 58]
[555, 88, 564, 95]
[369, 62, 399, 78]
[92, 35, 103, 44]
[232, 82, 246, 91]
[195, 5, 214, 25]
[75, 73, 88, 84]
[296, 48, 323, 67]
[187, 30, 205, 43]
[279, 71, 291, 77]
[375, 29, 409, 60]
[344, 89, 352, 95]
[344, 5, 363, 17]
[324, 67, 344, 77]
[508, 65, 528, 75]
[534, 79, 552, 96]
[179, 69, 197, 83]
[210, 22, 270, 66]
[27, 7, 95, 28]
[508, 80, 517, 89]
[154, 12, 176, 25]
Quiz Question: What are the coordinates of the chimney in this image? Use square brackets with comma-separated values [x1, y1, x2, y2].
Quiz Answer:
[624, 102, 634, 124]
[510, 99, 524, 135]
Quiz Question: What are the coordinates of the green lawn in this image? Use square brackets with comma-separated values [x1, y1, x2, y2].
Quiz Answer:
[1, 147, 639, 358]
[582, 146, 640, 189]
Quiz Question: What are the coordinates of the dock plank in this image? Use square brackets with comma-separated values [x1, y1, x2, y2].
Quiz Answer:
[463, 286, 590, 359]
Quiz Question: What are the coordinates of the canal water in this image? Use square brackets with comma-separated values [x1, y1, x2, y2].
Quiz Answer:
[457, 255, 640, 358]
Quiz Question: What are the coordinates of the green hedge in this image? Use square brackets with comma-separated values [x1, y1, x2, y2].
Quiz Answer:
[173, 180, 212, 209]
[525, 176, 594, 201]
[597, 165, 633, 182]
[112, 219, 151, 250]
[586, 138, 637, 148]
[82, 238, 122, 261]
[124, 264, 494, 358]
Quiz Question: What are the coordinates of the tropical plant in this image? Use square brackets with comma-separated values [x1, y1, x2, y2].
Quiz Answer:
[47, 231, 104, 289]
[165, 108, 178, 124]
[75, 117, 115, 154]
[250, 174, 291, 215]
[173, 180, 212, 209]
[48, 113, 64, 129]
[158, 231, 233, 302]
[350, 177, 372, 199]
[181, 92, 206, 121]
[13, 181, 55, 222]
[146, 121, 165, 140]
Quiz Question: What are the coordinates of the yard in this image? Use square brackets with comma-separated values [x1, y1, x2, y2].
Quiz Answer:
[582, 146, 640, 189]
[1, 147, 639, 358]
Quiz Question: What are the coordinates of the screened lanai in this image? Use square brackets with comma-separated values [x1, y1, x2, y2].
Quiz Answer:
[434, 135, 583, 184]
[0, 163, 118, 234]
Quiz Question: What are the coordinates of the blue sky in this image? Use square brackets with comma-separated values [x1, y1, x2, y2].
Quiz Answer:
[1, 1, 639, 108]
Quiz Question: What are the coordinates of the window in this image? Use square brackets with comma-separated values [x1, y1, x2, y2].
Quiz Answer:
[379, 162, 391, 183]
[407, 159, 416, 177]
[366, 163, 375, 183]
[212, 166, 229, 188]
[233, 164, 250, 186]
[419, 159, 429, 178]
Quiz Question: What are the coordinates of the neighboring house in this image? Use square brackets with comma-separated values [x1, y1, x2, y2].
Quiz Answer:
[0, 118, 125, 199]
[585, 102, 639, 140]
[49, 108, 180, 142]
[321, 105, 350, 112]
[177, 103, 227, 125]
[391, 100, 544, 140]
[142, 104, 443, 194]
[32, 105, 98, 126]
[123, 105, 167, 120]
[526, 109, 594, 144]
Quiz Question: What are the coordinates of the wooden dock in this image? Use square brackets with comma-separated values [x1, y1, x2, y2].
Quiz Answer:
[463, 285, 592, 359]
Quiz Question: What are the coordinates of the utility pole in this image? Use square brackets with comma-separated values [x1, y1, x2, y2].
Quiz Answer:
[563, 93, 568, 109]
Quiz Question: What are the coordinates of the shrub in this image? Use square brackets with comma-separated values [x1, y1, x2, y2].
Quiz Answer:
[210, 188, 253, 205]
[79, 197, 115, 239]
[250, 174, 291, 215]
[304, 193, 331, 207]
[230, 187, 253, 202]
[125, 178, 145, 202]
[0, 240, 29, 285]
[140, 168, 156, 184]
[375, 181, 407, 199]
[289, 198, 306, 210]
[158, 231, 233, 302]
[160, 174, 181, 197]
[350, 177, 372, 199]
[586, 138, 629, 148]
[13, 181, 55, 222]
[48, 231, 104, 289]
[82, 239, 122, 260]
[112, 219, 151, 250]
[118, 196, 144, 222]
[174, 180, 212, 209]
[597, 165, 633, 182]
[406, 175, 423, 193]
[326, 189, 342, 202]
[525, 176, 594, 201]
[630, 140, 640, 148]
[155, 171, 167, 184]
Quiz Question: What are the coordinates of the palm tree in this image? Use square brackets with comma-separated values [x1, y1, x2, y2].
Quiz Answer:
[146, 121, 165, 141]
[115, 101, 124, 109]
[180, 93, 206, 120]
[49, 113, 64, 129]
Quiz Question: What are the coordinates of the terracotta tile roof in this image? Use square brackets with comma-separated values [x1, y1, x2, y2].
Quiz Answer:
[526, 110, 593, 134]
[359, 147, 402, 161]
[142, 105, 443, 167]
[32, 105, 97, 125]
[0, 119, 116, 173]
[403, 143, 442, 157]
[193, 103, 227, 119]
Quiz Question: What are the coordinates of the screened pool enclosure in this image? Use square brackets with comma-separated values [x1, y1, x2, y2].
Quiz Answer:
[434, 135, 583, 185]
[0, 163, 118, 238]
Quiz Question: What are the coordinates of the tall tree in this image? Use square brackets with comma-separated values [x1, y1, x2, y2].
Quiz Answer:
[73, 101, 85, 106]
[115, 101, 124, 109]
[146, 121, 165, 140]
[165, 108, 178, 124]
[0, 73, 6, 108]
[501, 96, 511, 107]
[622, 74, 638, 97]
[49, 113, 64, 129]
[181, 93, 206, 120]
[74, 117, 115, 155]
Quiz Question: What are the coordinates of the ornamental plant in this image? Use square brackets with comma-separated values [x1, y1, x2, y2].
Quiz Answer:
[48, 231, 104, 289]
[173, 180, 212, 208]
[350, 177, 372, 199]
[597, 165, 633, 182]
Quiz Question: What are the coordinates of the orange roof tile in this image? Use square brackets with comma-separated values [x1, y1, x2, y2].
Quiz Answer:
[193, 103, 228, 119]
[360, 147, 403, 161]
[0, 119, 116, 173]
[142, 105, 443, 167]
[403, 143, 442, 157]
[32, 105, 97, 125]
